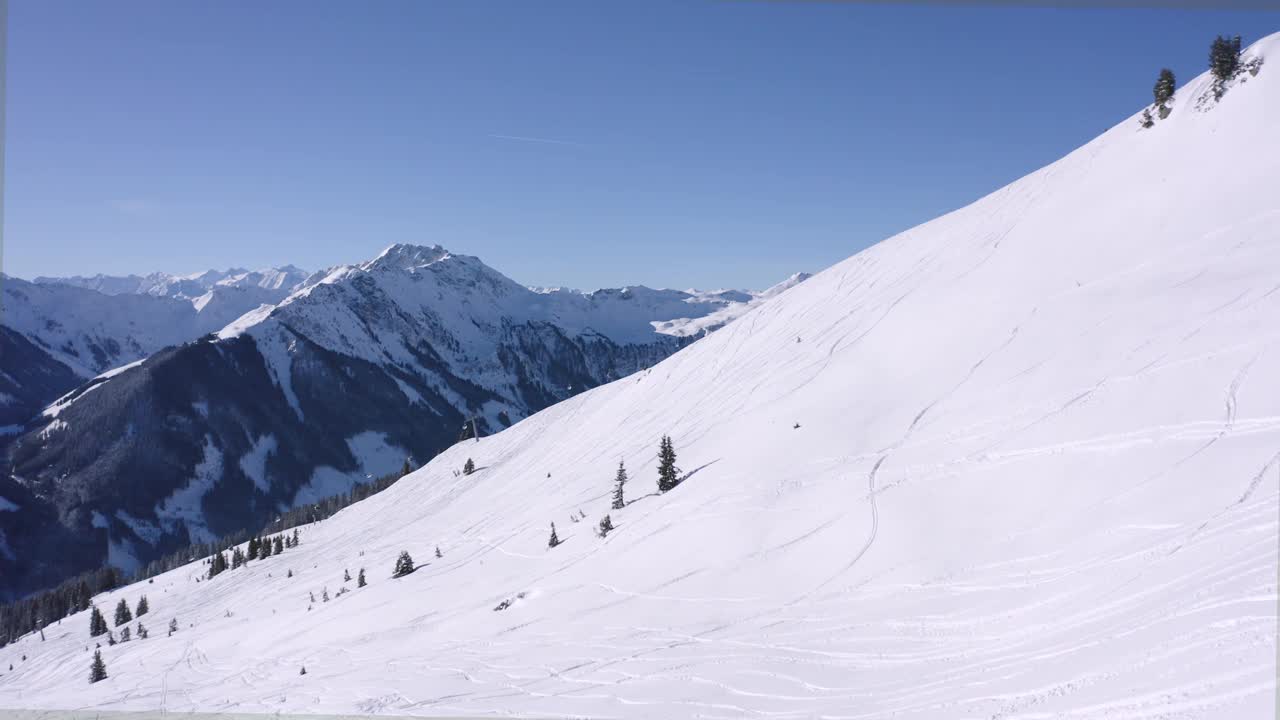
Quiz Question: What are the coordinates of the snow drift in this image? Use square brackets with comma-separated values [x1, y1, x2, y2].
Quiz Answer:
[1, 35, 1276, 719]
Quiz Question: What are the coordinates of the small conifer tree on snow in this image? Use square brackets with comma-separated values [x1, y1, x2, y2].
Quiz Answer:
[597, 515, 614, 537]
[1210, 34, 1243, 83]
[611, 460, 627, 510]
[463, 458, 476, 475]
[136, 595, 149, 617]
[393, 551, 415, 578]
[548, 522, 561, 549]
[168, 618, 178, 636]
[89, 606, 108, 637]
[435, 546, 442, 558]
[115, 597, 132, 625]
[357, 568, 367, 588]
[89, 649, 107, 683]
[1153, 68, 1176, 107]
[344, 568, 352, 583]
[657, 435, 681, 493]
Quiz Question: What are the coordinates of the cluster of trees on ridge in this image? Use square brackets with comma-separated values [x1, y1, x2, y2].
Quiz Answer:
[1140, 33, 1262, 128]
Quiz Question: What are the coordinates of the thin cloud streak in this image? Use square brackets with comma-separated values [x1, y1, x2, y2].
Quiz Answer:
[490, 133, 585, 147]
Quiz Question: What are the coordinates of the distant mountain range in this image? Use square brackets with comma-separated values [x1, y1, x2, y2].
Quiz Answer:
[32, 265, 315, 300]
[0, 247, 805, 599]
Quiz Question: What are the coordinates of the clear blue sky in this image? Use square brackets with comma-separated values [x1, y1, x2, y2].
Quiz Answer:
[4, 1, 1277, 290]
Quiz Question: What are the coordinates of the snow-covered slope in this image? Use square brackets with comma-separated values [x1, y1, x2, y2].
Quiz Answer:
[3, 37, 1277, 718]
[651, 272, 813, 337]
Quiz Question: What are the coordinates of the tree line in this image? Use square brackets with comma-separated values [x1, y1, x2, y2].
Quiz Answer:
[1, 459, 418, 649]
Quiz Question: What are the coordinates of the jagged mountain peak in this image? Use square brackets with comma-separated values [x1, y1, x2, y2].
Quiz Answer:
[362, 243, 453, 272]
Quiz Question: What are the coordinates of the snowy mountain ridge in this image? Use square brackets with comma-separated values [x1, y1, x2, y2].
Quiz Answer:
[33, 264, 316, 301]
[218, 244, 808, 421]
[1, 245, 805, 601]
[2, 34, 1276, 718]
[5, 249, 796, 430]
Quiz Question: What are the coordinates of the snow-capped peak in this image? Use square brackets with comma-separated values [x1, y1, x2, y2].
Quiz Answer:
[362, 243, 452, 272]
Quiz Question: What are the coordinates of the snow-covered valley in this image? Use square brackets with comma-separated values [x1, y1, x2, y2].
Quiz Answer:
[1, 32, 1277, 720]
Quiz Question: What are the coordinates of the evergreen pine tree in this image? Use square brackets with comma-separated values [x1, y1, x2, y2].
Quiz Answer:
[260, 537, 272, 559]
[107, 630, 116, 646]
[1139, 108, 1154, 129]
[300, 666, 307, 675]
[402, 458, 413, 476]
[357, 568, 367, 588]
[114, 599, 132, 627]
[611, 460, 628, 510]
[548, 522, 561, 548]
[1208, 34, 1239, 95]
[120, 626, 131, 642]
[344, 569, 352, 583]
[292, 528, 300, 546]
[393, 551, 415, 578]
[274, 536, 284, 554]
[89, 649, 107, 683]
[137, 622, 147, 639]
[89, 606, 107, 637]
[1153, 68, 1176, 107]
[322, 588, 330, 602]
[657, 435, 681, 492]
[248, 537, 260, 560]
[463, 458, 476, 475]
[598, 515, 614, 537]
[168, 618, 178, 636]
[136, 596, 148, 617]
[207, 551, 228, 579]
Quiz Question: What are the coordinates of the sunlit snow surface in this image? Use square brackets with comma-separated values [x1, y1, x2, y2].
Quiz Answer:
[2, 38, 1277, 719]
